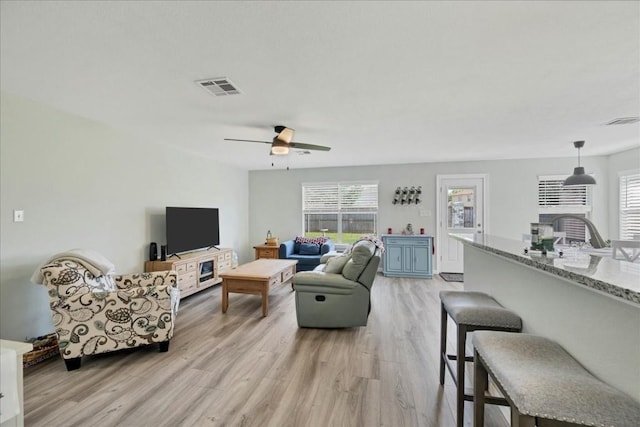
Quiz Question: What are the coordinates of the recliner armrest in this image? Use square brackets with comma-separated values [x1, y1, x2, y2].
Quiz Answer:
[292, 271, 359, 294]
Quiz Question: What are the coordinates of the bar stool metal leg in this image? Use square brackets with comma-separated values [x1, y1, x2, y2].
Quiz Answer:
[457, 324, 467, 427]
[473, 348, 487, 427]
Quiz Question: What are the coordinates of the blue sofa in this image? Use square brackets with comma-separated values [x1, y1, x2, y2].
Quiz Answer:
[279, 238, 335, 271]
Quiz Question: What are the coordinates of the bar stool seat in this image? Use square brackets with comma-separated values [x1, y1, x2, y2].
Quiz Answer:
[439, 290, 522, 427]
[473, 331, 640, 426]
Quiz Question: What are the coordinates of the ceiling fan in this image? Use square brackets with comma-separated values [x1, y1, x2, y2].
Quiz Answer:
[224, 125, 331, 155]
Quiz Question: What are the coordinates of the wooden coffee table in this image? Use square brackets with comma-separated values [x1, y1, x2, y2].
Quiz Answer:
[220, 259, 298, 317]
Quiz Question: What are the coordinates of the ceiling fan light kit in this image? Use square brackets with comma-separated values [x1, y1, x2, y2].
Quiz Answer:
[270, 140, 290, 155]
[563, 140, 596, 186]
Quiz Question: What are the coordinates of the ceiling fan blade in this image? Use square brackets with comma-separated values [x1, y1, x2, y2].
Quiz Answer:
[288, 142, 331, 151]
[224, 138, 272, 145]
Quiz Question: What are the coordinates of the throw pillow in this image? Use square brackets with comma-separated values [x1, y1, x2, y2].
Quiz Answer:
[299, 242, 321, 255]
[324, 254, 351, 274]
[342, 240, 375, 281]
[295, 236, 328, 245]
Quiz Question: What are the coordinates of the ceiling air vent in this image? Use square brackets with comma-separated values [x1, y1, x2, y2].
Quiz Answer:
[605, 117, 640, 125]
[195, 77, 240, 96]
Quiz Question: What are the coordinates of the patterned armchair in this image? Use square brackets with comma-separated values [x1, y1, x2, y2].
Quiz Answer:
[40, 259, 179, 371]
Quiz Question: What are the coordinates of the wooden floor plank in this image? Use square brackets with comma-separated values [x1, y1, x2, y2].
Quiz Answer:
[23, 273, 508, 427]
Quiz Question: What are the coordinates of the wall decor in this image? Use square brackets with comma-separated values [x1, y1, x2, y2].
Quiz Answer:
[392, 186, 422, 205]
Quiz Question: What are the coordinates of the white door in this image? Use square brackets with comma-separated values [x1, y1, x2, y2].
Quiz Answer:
[436, 175, 487, 273]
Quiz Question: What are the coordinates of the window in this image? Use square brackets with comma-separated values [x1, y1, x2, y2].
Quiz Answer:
[302, 181, 378, 244]
[538, 175, 592, 243]
[619, 170, 640, 240]
[448, 188, 476, 228]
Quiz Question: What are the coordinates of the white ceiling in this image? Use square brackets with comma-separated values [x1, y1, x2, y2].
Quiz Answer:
[1, 1, 639, 171]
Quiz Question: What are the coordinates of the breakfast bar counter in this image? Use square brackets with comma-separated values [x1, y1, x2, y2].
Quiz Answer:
[450, 233, 640, 304]
[450, 233, 640, 402]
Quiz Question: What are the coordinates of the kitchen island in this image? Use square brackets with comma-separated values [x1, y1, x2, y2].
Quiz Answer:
[451, 233, 640, 402]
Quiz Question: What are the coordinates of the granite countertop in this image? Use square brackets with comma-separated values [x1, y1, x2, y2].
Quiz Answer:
[450, 233, 640, 305]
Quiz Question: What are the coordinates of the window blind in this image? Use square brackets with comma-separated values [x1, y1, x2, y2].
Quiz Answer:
[303, 182, 378, 213]
[538, 175, 592, 242]
[620, 171, 640, 240]
[538, 175, 592, 214]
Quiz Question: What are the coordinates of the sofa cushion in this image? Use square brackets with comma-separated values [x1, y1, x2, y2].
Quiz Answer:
[299, 242, 321, 255]
[342, 240, 375, 281]
[320, 252, 339, 264]
[324, 254, 351, 274]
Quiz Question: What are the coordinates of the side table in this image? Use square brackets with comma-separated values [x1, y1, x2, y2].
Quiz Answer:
[253, 244, 280, 260]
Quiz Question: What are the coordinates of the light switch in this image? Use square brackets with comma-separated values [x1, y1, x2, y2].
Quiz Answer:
[14, 210, 24, 222]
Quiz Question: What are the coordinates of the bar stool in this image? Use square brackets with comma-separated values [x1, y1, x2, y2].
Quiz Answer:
[439, 290, 522, 427]
[473, 331, 640, 427]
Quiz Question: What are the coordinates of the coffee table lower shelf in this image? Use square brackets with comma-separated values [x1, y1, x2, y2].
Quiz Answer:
[220, 259, 298, 317]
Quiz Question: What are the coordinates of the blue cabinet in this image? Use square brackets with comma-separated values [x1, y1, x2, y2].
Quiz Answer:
[382, 235, 433, 278]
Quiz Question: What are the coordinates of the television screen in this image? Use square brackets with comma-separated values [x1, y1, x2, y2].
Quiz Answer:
[166, 207, 220, 255]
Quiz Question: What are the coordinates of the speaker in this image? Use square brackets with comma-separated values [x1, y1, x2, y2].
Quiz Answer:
[149, 242, 157, 261]
[160, 245, 167, 261]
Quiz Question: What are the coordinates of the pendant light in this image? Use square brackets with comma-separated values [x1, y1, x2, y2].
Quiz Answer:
[563, 140, 596, 186]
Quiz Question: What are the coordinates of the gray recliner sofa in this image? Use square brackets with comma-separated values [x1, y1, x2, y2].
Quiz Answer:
[292, 239, 381, 328]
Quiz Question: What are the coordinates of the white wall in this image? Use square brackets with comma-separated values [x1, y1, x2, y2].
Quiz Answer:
[249, 153, 625, 270]
[0, 92, 250, 341]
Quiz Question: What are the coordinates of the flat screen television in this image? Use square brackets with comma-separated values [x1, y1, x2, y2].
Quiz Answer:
[166, 207, 220, 255]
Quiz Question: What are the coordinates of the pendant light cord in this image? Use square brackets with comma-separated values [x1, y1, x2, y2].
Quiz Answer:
[573, 140, 586, 167]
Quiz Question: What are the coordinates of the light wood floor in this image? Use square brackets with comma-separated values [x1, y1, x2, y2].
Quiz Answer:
[23, 273, 509, 427]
